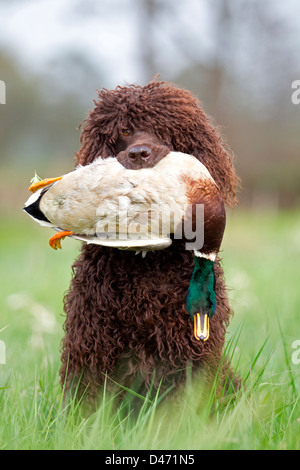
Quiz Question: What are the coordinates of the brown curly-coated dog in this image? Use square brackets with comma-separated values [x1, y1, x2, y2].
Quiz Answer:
[60, 80, 240, 403]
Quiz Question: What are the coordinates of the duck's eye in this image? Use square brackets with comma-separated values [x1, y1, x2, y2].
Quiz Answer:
[122, 129, 132, 136]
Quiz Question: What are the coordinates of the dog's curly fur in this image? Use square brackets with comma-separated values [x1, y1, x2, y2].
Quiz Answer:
[60, 80, 240, 402]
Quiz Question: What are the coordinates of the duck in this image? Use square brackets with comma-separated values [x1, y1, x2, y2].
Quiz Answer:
[23, 151, 226, 341]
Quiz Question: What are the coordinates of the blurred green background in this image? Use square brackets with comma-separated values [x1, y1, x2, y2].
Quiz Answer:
[0, 0, 300, 449]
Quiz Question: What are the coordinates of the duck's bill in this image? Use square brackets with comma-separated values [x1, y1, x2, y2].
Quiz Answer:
[193, 313, 210, 341]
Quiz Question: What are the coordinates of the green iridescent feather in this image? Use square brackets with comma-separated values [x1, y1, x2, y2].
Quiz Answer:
[186, 256, 216, 320]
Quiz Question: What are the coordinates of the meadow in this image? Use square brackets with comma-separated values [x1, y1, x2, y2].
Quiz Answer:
[0, 207, 299, 450]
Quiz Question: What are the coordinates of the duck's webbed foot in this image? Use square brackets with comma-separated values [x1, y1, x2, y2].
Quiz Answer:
[49, 230, 73, 250]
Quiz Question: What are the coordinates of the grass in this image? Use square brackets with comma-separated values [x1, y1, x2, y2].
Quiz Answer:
[0, 208, 299, 450]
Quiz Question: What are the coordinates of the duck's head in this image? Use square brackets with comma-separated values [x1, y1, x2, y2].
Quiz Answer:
[186, 253, 217, 341]
[184, 177, 225, 341]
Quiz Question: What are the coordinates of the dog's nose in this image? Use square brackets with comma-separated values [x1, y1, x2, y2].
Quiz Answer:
[128, 145, 151, 162]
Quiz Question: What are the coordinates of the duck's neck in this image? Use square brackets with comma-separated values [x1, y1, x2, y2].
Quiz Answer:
[186, 255, 216, 320]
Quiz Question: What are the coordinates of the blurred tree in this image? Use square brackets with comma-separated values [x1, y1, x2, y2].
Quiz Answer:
[0, 51, 86, 166]
[42, 49, 105, 107]
[136, 0, 159, 82]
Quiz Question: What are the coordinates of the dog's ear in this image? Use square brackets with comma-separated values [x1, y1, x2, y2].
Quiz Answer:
[75, 122, 103, 165]
[75, 117, 117, 166]
[168, 116, 240, 207]
[191, 141, 240, 208]
[191, 106, 240, 207]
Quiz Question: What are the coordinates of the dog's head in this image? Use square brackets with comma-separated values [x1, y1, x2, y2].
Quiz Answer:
[110, 130, 170, 170]
[76, 80, 239, 206]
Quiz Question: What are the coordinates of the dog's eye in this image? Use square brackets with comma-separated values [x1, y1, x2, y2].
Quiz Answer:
[122, 129, 132, 136]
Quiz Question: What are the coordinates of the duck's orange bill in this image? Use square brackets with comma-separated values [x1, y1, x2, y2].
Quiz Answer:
[49, 230, 73, 250]
[29, 176, 62, 193]
[194, 313, 210, 342]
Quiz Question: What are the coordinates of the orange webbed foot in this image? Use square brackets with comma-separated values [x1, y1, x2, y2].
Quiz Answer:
[49, 230, 73, 250]
[29, 176, 63, 193]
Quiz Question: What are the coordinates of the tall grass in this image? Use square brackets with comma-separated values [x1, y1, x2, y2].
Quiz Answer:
[0, 209, 299, 449]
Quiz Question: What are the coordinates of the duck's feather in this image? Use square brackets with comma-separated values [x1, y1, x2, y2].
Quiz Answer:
[69, 233, 172, 251]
